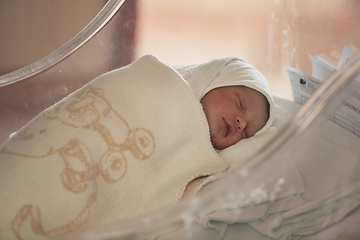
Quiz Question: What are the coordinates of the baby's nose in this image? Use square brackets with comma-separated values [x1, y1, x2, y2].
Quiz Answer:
[235, 116, 246, 132]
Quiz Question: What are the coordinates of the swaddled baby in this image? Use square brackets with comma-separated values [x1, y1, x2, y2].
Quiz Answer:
[173, 58, 275, 150]
[0, 54, 274, 240]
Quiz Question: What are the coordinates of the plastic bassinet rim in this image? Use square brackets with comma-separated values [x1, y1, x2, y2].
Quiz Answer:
[0, 0, 126, 88]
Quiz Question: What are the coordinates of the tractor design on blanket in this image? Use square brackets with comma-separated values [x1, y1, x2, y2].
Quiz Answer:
[7, 86, 155, 240]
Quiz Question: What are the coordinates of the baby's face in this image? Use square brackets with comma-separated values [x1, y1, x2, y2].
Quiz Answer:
[201, 86, 269, 150]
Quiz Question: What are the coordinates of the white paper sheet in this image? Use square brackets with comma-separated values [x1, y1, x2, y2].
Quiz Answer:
[288, 44, 360, 138]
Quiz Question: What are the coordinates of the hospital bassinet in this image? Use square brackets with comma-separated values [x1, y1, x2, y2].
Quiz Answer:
[1, 0, 360, 239]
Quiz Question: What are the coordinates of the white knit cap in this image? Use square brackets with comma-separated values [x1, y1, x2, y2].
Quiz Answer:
[173, 57, 275, 135]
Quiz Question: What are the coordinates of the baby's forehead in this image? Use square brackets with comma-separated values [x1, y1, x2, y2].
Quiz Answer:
[216, 85, 267, 101]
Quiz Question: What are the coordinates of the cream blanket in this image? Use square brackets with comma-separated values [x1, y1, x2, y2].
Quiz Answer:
[0, 54, 228, 240]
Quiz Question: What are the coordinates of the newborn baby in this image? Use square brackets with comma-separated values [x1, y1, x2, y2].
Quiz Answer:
[201, 85, 269, 149]
[173, 57, 274, 150]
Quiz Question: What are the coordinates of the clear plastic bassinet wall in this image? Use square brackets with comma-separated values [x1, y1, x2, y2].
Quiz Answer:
[1, 0, 360, 240]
